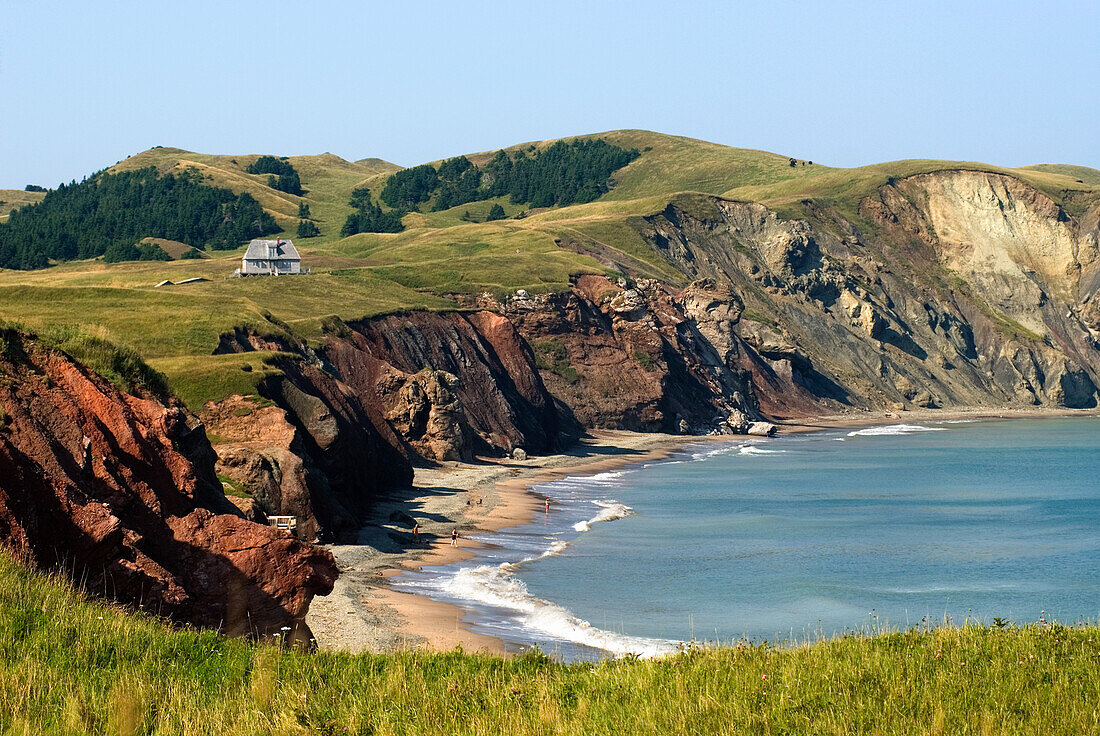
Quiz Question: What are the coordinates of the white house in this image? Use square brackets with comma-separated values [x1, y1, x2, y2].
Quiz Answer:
[237, 238, 301, 276]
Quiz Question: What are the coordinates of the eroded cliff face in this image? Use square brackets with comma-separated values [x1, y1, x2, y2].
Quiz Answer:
[0, 329, 338, 638]
[206, 355, 414, 543]
[634, 171, 1100, 413]
[206, 311, 561, 538]
[335, 311, 561, 454]
[477, 275, 799, 432]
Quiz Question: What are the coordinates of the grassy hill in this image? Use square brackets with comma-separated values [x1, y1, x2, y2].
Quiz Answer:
[0, 189, 45, 222]
[0, 131, 1096, 410]
[0, 553, 1095, 735]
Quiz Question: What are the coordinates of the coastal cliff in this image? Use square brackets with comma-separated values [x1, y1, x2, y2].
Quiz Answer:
[0, 328, 337, 637]
[632, 171, 1100, 413]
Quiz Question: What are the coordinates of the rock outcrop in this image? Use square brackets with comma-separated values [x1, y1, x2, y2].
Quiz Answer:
[492, 274, 765, 433]
[635, 174, 1100, 414]
[335, 311, 561, 454]
[0, 328, 337, 638]
[207, 356, 414, 543]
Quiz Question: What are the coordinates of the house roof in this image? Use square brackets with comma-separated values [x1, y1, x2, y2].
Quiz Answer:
[243, 239, 300, 261]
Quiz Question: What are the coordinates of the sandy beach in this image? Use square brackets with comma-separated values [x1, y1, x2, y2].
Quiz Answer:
[305, 406, 1098, 655]
[305, 429, 709, 654]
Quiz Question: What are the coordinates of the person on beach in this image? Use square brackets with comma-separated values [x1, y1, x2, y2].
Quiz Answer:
[545, 499, 550, 513]
[412, 522, 419, 544]
[450, 528, 459, 547]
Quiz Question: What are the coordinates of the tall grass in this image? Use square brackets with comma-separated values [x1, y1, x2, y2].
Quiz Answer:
[0, 555, 1096, 735]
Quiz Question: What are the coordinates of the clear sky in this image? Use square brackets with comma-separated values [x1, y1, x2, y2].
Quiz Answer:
[3, 0, 1097, 189]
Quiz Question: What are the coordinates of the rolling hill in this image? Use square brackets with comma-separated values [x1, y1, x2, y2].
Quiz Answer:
[0, 130, 1097, 415]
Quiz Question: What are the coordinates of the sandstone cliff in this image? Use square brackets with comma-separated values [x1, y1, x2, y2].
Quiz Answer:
[631, 171, 1100, 414]
[0, 328, 337, 638]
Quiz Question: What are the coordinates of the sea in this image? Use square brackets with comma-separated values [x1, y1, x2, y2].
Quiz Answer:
[390, 417, 1100, 661]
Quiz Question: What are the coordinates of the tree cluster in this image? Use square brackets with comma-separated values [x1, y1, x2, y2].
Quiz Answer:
[377, 138, 639, 215]
[0, 167, 279, 269]
[340, 187, 406, 236]
[246, 155, 303, 196]
[24, 185, 46, 193]
[104, 240, 170, 263]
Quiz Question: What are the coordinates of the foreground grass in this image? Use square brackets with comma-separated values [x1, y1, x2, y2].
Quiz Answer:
[1, 557, 1097, 735]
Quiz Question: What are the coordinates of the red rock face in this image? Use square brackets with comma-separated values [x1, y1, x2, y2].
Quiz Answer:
[330, 311, 561, 455]
[0, 330, 337, 638]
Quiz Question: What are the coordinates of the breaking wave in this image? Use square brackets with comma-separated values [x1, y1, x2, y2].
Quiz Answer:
[847, 424, 948, 437]
[441, 563, 676, 658]
[573, 500, 633, 532]
[739, 445, 785, 456]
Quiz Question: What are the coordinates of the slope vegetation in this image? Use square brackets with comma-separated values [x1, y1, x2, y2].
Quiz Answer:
[1, 553, 1096, 735]
[0, 131, 1095, 417]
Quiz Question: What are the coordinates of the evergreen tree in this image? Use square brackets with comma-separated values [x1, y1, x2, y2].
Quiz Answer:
[486, 203, 506, 221]
[298, 202, 311, 218]
[297, 219, 320, 238]
[380, 164, 438, 209]
[248, 156, 303, 195]
[0, 167, 279, 269]
[340, 187, 406, 235]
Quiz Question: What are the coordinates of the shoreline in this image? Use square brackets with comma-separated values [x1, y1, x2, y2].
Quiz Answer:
[305, 430, 714, 655]
[306, 406, 1098, 655]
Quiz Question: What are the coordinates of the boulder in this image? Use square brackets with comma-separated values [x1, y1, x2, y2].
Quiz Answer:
[512, 447, 528, 461]
[725, 410, 751, 433]
[747, 421, 778, 437]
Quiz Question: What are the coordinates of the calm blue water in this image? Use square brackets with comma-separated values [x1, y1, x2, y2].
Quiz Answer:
[391, 418, 1100, 660]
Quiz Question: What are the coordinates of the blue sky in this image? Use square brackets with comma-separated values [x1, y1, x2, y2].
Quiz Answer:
[2, 1, 1097, 189]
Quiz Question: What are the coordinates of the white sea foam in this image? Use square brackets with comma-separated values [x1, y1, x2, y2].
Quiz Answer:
[690, 444, 742, 461]
[847, 424, 948, 437]
[573, 500, 633, 532]
[738, 444, 785, 456]
[442, 563, 676, 657]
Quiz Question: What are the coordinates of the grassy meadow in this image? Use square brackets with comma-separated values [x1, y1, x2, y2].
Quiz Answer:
[0, 131, 1097, 411]
[0, 554, 1097, 735]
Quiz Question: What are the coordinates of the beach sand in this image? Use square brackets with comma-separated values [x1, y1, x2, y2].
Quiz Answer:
[306, 406, 1098, 655]
[305, 430, 706, 655]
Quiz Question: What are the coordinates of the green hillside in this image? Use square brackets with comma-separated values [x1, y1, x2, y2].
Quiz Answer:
[1, 553, 1096, 735]
[0, 131, 1096, 410]
[0, 189, 45, 221]
[1017, 163, 1100, 187]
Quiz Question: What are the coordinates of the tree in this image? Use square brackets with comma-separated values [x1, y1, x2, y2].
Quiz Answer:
[248, 156, 303, 195]
[486, 203, 506, 221]
[340, 187, 406, 235]
[297, 220, 320, 238]
[460, 210, 472, 222]
[0, 167, 279, 269]
[380, 164, 438, 209]
[24, 185, 46, 193]
[298, 202, 311, 218]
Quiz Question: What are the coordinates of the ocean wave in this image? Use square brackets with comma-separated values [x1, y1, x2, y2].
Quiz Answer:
[573, 500, 633, 532]
[690, 444, 742, 461]
[739, 444, 785, 456]
[847, 424, 948, 437]
[442, 563, 676, 657]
